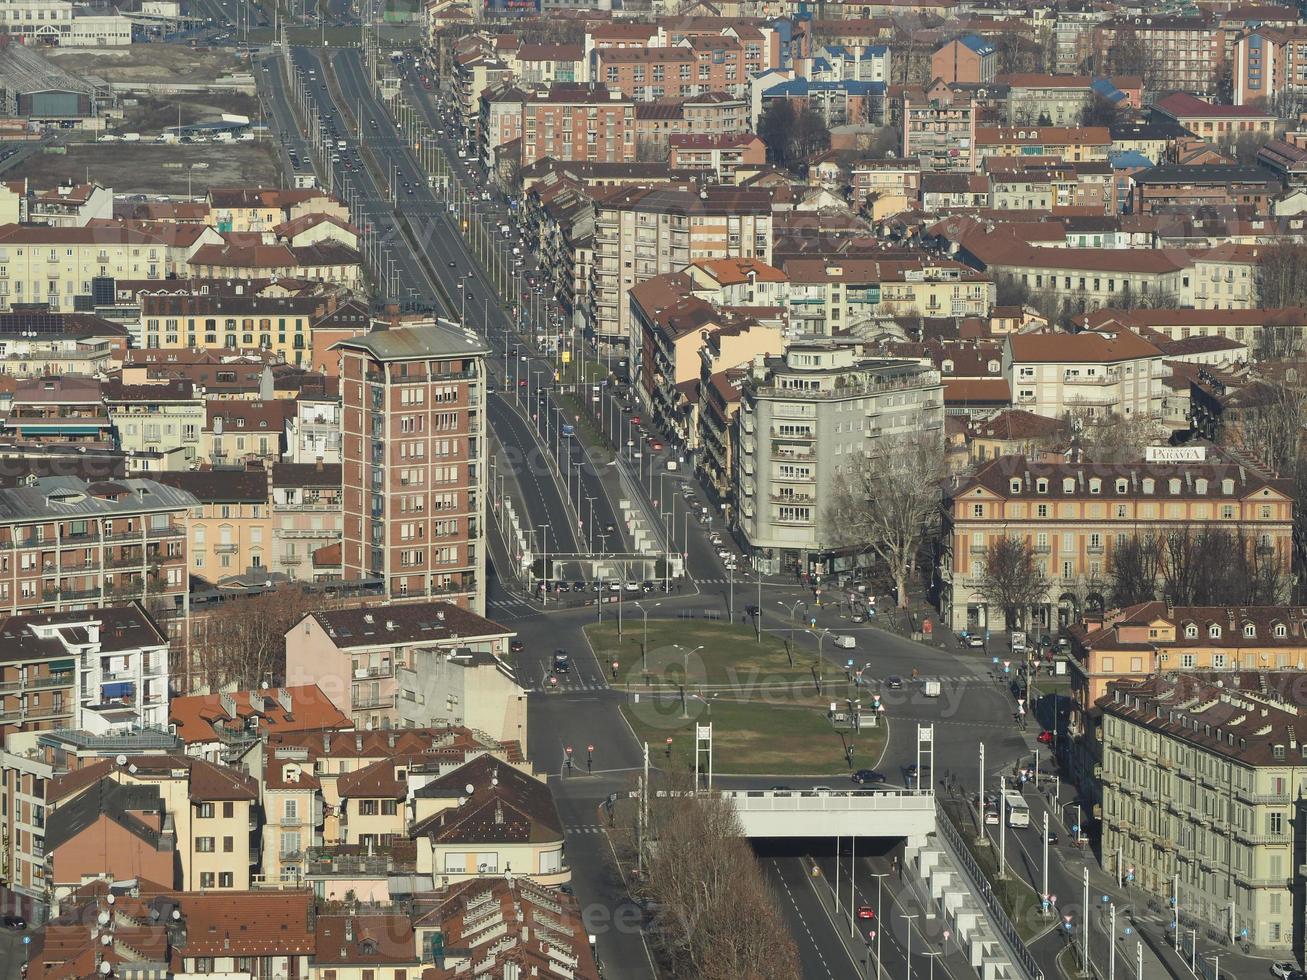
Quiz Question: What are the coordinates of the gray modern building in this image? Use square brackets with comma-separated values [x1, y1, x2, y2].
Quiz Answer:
[734, 340, 943, 576]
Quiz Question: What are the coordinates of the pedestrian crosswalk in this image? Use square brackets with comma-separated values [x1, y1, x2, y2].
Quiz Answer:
[528, 677, 610, 694]
[565, 824, 605, 835]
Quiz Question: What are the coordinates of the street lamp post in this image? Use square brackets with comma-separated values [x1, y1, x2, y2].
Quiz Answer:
[673, 644, 704, 719]
[900, 912, 919, 980]
[867, 872, 887, 980]
[634, 600, 660, 673]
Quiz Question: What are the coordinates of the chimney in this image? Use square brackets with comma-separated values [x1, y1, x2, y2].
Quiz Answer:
[355, 734, 363, 752]
[277, 688, 292, 714]
[322, 732, 330, 752]
[345, 919, 353, 942]
[316, 457, 324, 473]
[387, 732, 396, 749]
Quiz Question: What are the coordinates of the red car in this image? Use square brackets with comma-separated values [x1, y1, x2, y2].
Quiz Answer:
[856, 906, 876, 921]
[1037, 730, 1054, 745]
[650, 439, 664, 450]
[631, 415, 641, 425]
[518, 379, 527, 387]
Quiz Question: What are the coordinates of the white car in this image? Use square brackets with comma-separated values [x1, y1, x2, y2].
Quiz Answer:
[1272, 964, 1297, 979]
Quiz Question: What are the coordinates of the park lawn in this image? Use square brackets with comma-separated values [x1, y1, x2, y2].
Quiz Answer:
[621, 697, 887, 776]
[587, 619, 813, 688]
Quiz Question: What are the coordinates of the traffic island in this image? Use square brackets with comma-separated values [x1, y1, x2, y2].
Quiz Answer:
[591, 619, 890, 775]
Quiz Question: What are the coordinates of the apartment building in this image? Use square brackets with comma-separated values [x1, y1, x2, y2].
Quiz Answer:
[1152, 92, 1278, 139]
[849, 159, 922, 217]
[0, 309, 127, 377]
[202, 399, 295, 467]
[0, 222, 221, 312]
[1069, 602, 1307, 722]
[102, 379, 205, 468]
[1098, 671, 1307, 953]
[1233, 27, 1307, 106]
[974, 125, 1111, 162]
[697, 365, 747, 507]
[410, 754, 566, 886]
[156, 469, 272, 583]
[3, 376, 113, 447]
[138, 291, 345, 367]
[932, 35, 996, 85]
[0, 475, 193, 619]
[667, 133, 767, 181]
[45, 752, 261, 892]
[783, 257, 993, 334]
[629, 273, 786, 447]
[734, 342, 943, 575]
[1092, 16, 1223, 96]
[285, 601, 515, 732]
[204, 187, 349, 234]
[940, 452, 1294, 631]
[1130, 164, 1279, 215]
[0, 602, 170, 743]
[1003, 328, 1166, 420]
[518, 84, 636, 169]
[270, 462, 342, 581]
[335, 323, 489, 612]
[1076, 307, 1307, 354]
[901, 84, 978, 172]
[589, 185, 773, 353]
[285, 393, 342, 464]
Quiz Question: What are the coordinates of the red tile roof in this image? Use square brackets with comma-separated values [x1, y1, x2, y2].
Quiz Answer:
[170, 684, 350, 745]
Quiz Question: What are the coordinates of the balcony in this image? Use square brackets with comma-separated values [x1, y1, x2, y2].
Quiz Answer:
[352, 694, 396, 710]
[213, 543, 239, 554]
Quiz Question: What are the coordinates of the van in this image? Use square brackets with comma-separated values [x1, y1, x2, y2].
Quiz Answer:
[833, 635, 857, 650]
[922, 680, 941, 697]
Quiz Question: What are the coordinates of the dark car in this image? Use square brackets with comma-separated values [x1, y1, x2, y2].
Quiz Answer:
[852, 769, 886, 785]
[509, 639, 525, 653]
[552, 651, 571, 673]
[885, 675, 904, 690]
[745, 605, 760, 617]
[1, 914, 25, 930]
[905, 763, 919, 780]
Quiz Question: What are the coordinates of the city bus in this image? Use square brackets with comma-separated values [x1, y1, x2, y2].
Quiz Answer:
[1003, 789, 1031, 828]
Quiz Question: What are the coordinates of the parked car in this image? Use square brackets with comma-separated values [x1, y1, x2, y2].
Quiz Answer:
[852, 769, 885, 785]
[1, 914, 25, 930]
[967, 634, 985, 648]
[1272, 964, 1298, 980]
[1037, 730, 1055, 745]
[509, 639, 525, 653]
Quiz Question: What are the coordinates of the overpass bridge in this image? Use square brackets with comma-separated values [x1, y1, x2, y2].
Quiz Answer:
[719, 788, 935, 840]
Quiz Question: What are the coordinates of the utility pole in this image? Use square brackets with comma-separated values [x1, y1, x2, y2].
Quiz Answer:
[1109, 904, 1117, 980]
[1082, 866, 1090, 976]
[998, 776, 1007, 877]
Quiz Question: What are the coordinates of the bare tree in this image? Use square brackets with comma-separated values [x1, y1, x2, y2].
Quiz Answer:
[975, 537, 1051, 630]
[643, 785, 802, 979]
[198, 586, 328, 692]
[1256, 243, 1307, 309]
[825, 433, 948, 608]
[1108, 533, 1161, 607]
[1066, 410, 1159, 463]
[1225, 381, 1307, 475]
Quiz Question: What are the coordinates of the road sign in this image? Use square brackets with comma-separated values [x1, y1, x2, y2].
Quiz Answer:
[587, 744, 595, 753]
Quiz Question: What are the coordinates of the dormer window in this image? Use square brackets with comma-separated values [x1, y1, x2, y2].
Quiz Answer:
[1169, 478, 1181, 494]
[1209, 624, 1221, 639]
[1243, 622, 1256, 638]
[1116, 479, 1128, 494]
[1010, 479, 1022, 494]
[1063, 478, 1075, 494]
[1089, 478, 1101, 494]
[942, 359, 954, 374]
[1184, 623, 1198, 639]
[1222, 478, 1235, 494]
[1036, 479, 1048, 494]
[1195, 478, 1208, 494]
[1274, 623, 1287, 638]
[1142, 478, 1154, 494]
